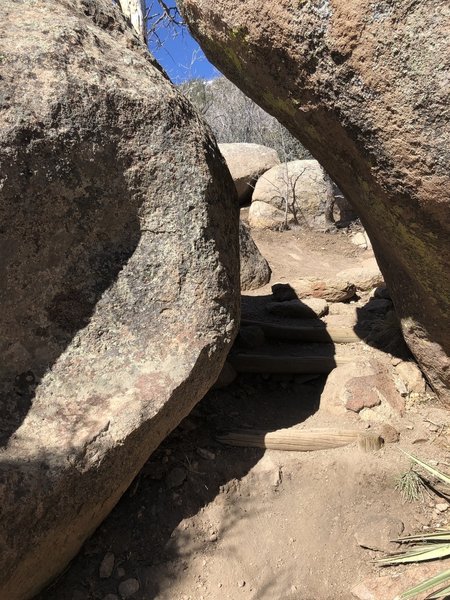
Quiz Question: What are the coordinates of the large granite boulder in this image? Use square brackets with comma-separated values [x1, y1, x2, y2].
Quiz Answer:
[219, 142, 280, 204]
[179, 0, 450, 402]
[239, 221, 271, 290]
[249, 158, 348, 230]
[0, 1, 239, 598]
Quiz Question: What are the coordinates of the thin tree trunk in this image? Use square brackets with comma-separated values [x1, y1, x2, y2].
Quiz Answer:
[118, 0, 147, 42]
[322, 167, 336, 227]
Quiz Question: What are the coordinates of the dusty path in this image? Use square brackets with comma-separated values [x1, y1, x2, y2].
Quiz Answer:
[36, 227, 449, 600]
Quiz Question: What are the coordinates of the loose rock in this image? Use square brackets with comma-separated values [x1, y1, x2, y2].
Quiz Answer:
[212, 361, 237, 390]
[118, 578, 140, 599]
[336, 260, 384, 292]
[271, 283, 298, 302]
[354, 516, 404, 553]
[197, 448, 216, 461]
[99, 552, 115, 579]
[350, 232, 372, 250]
[280, 277, 356, 303]
[395, 361, 426, 395]
[378, 424, 400, 444]
[166, 468, 187, 489]
[320, 361, 405, 417]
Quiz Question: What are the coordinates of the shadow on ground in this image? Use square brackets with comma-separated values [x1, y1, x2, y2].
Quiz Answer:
[35, 288, 409, 600]
[35, 364, 323, 599]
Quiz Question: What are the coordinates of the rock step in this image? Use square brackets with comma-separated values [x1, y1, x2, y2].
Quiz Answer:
[241, 319, 362, 343]
[229, 353, 354, 373]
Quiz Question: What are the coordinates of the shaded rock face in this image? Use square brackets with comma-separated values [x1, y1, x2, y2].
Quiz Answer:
[179, 0, 450, 402]
[219, 142, 280, 204]
[239, 221, 271, 290]
[0, 1, 239, 598]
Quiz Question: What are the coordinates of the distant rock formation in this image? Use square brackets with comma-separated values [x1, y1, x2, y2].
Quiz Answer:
[249, 159, 354, 230]
[219, 142, 280, 204]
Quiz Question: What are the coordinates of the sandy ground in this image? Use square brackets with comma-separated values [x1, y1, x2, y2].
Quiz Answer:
[36, 225, 450, 600]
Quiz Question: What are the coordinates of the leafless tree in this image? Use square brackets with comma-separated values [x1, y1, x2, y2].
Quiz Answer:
[182, 77, 311, 161]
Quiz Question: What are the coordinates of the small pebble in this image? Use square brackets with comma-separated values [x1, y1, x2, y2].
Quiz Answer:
[165, 467, 187, 489]
[116, 567, 126, 578]
[238, 580, 246, 588]
[209, 532, 218, 542]
[436, 503, 449, 513]
[118, 578, 140, 599]
[99, 552, 115, 579]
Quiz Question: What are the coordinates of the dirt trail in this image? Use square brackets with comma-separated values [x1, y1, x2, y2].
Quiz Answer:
[37, 227, 449, 600]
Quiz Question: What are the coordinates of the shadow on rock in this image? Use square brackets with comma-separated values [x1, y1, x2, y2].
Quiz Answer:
[0, 159, 140, 446]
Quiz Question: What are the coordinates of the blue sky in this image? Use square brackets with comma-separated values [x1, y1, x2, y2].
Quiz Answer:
[145, 0, 219, 83]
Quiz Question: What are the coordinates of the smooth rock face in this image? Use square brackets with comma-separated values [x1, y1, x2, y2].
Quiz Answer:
[336, 259, 384, 292]
[239, 221, 271, 290]
[219, 143, 280, 204]
[179, 0, 450, 402]
[0, 2, 239, 598]
[249, 159, 345, 230]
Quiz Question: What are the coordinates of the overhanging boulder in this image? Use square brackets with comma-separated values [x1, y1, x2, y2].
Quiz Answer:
[0, 1, 239, 598]
[179, 0, 450, 402]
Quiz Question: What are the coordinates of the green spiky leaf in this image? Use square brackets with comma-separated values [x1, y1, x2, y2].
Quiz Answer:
[427, 581, 450, 598]
[377, 544, 450, 565]
[395, 531, 450, 544]
[402, 452, 450, 486]
[396, 568, 450, 599]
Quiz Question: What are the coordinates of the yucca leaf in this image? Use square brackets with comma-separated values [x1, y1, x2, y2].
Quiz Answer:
[427, 582, 450, 599]
[395, 531, 450, 544]
[396, 568, 450, 599]
[377, 543, 450, 565]
[402, 452, 450, 486]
